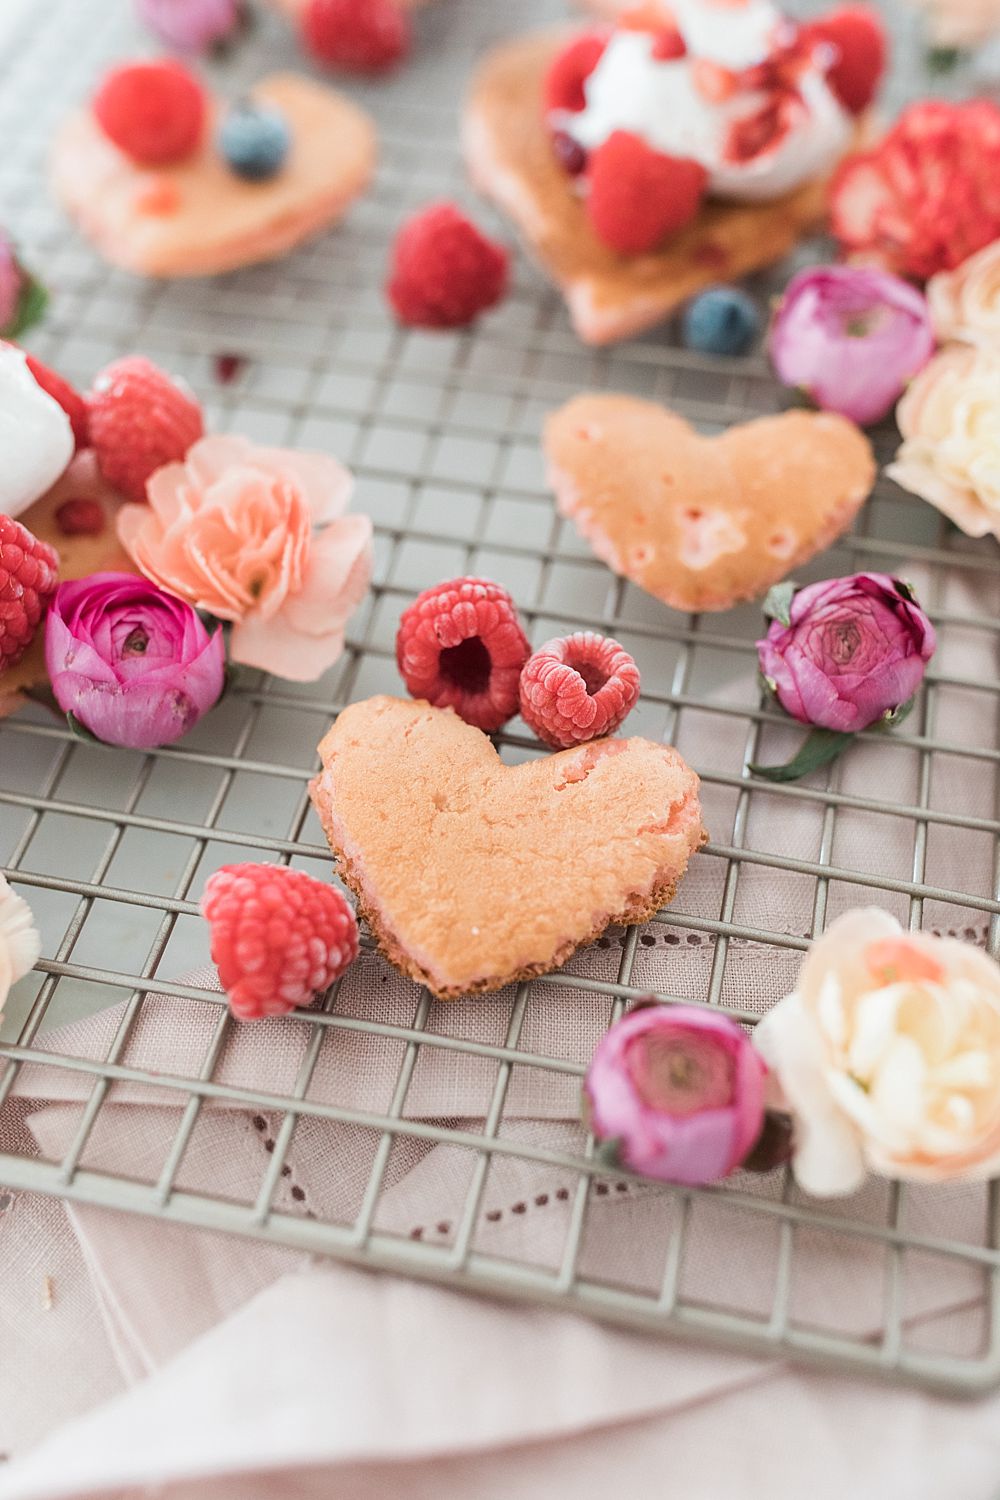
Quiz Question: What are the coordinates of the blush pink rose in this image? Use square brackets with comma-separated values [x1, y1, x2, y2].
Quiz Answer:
[117, 435, 373, 681]
[928, 238, 1000, 349]
[887, 344, 1000, 540]
[756, 909, 1000, 1195]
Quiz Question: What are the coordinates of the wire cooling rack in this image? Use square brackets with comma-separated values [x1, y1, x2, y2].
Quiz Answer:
[2, 0, 1000, 1398]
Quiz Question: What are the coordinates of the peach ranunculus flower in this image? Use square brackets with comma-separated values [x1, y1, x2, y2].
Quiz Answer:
[886, 344, 1000, 540]
[907, 0, 1000, 47]
[928, 238, 1000, 348]
[755, 909, 1000, 1196]
[117, 435, 373, 681]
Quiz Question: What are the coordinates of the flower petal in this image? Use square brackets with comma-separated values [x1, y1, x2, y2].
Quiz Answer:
[230, 611, 347, 682]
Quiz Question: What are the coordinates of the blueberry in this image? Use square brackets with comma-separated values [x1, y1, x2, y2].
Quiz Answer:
[681, 286, 761, 356]
[218, 100, 290, 182]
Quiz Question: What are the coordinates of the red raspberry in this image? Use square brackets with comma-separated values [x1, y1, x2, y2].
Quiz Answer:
[93, 61, 206, 167]
[201, 863, 359, 1022]
[387, 203, 509, 329]
[651, 27, 687, 61]
[87, 356, 204, 502]
[830, 100, 1000, 279]
[302, 0, 410, 74]
[586, 130, 707, 254]
[26, 354, 89, 450]
[1, 344, 89, 450]
[542, 29, 609, 115]
[55, 498, 106, 537]
[396, 577, 530, 733]
[519, 633, 640, 750]
[801, 6, 886, 117]
[0, 515, 60, 673]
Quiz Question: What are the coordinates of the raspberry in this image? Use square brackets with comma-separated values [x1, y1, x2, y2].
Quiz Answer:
[87, 356, 204, 502]
[0, 515, 59, 673]
[213, 353, 245, 385]
[201, 863, 359, 1022]
[386, 203, 509, 329]
[396, 577, 530, 732]
[55, 498, 106, 537]
[519, 633, 640, 750]
[542, 30, 609, 115]
[23, 353, 89, 450]
[651, 26, 687, 61]
[552, 130, 588, 176]
[302, 0, 410, 74]
[93, 61, 206, 167]
[830, 100, 1000, 279]
[801, 5, 886, 116]
[586, 131, 707, 254]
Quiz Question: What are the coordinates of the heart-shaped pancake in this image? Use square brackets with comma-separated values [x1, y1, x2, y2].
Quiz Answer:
[462, 31, 848, 345]
[545, 395, 876, 613]
[50, 73, 376, 278]
[310, 695, 705, 999]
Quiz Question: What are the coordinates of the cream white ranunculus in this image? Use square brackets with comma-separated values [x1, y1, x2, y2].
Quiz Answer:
[0, 874, 40, 1018]
[755, 909, 1000, 1196]
[886, 344, 1000, 540]
[928, 239, 1000, 349]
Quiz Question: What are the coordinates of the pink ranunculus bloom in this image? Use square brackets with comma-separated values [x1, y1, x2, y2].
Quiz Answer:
[769, 265, 935, 426]
[756, 909, 1000, 1196]
[584, 1003, 767, 1186]
[757, 573, 936, 734]
[117, 435, 373, 682]
[45, 572, 226, 749]
[134, 0, 243, 52]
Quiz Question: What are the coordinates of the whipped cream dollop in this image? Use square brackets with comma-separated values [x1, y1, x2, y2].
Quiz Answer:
[561, 0, 851, 203]
[0, 345, 74, 519]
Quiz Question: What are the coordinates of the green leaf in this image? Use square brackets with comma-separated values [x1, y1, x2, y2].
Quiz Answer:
[748, 728, 854, 784]
[592, 1136, 624, 1169]
[762, 581, 796, 627]
[879, 696, 915, 730]
[926, 45, 961, 73]
[4, 270, 48, 339]
[66, 712, 105, 746]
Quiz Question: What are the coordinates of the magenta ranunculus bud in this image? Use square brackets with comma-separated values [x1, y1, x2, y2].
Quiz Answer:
[134, 0, 243, 53]
[584, 1003, 767, 1186]
[769, 265, 935, 426]
[757, 573, 937, 735]
[45, 572, 226, 749]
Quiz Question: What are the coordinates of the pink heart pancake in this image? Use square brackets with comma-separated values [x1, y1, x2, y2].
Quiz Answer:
[50, 73, 376, 278]
[310, 695, 705, 999]
[545, 395, 876, 613]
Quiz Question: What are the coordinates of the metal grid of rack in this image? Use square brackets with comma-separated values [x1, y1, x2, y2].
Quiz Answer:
[2, 0, 1000, 1396]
